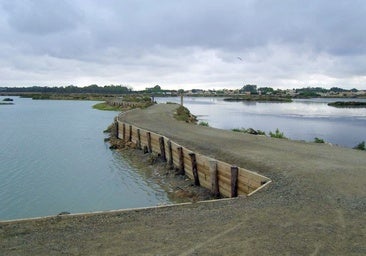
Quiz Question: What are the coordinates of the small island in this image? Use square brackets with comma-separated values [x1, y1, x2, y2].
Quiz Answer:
[328, 101, 366, 108]
[1, 98, 14, 105]
[224, 95, 292, 103]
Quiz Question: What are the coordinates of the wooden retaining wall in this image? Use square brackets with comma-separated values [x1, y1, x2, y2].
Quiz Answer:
[115, 119, 271, 198]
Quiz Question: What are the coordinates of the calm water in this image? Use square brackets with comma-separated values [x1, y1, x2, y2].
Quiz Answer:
[1, 96, 365, 220]
[0, 97, 170, 221]
[157, 97, 366, 148]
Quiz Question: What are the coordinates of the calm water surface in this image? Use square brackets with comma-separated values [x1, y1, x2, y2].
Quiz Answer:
[157, 97, 366, 148]
[0, 97, 170, 220]
[1, 96, 365, 220]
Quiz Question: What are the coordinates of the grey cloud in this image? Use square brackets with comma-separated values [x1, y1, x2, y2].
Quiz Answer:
[2, 0, 82, 35]
[0, 0, 366, 89]
[3, 0, 366, 58]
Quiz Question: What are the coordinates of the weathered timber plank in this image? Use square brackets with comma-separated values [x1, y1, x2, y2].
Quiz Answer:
[209, 160, 220, 197]
[231, 166, 239, 197]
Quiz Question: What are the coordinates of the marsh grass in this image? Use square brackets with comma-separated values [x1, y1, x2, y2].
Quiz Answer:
[198, 121, 209, 127]
[92, 102, 122, 111]
[269, 128, 287, 139]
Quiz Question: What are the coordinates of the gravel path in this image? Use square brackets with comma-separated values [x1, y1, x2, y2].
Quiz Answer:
[1, 103, 365, 255]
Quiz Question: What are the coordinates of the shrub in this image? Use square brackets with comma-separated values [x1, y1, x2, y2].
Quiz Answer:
[314, 137, 325, 143]
[198, 121, 209, 127]
[269, 128, 287, 139]
[174, 106, 197, 123]
[256, 130, 266, 135]
[232, 128, 266, 135]
[232, 128, 246, 133]
[353, 141, 365, 150]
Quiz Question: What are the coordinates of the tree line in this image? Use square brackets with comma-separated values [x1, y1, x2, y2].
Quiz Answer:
[0, 84, 133, 94]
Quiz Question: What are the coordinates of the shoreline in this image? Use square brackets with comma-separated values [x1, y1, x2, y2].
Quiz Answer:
[1, 104, 365, 255]
[107, 121, 217, 203]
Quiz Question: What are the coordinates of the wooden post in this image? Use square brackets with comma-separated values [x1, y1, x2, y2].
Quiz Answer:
[231, 166, 239, 197]
[143, 145, 149, 154]
[137, 129, 141, 149]
[177, 147, 185, 175]
[147, 132, 152, 153]
[114, 120, 119, 138]
[167, 140, 173, 167]
[180, 94, 184, 106]
[128, 125, 132, 142]
[189, 153, 200, 186]
[122, 123, 126, 141]
[209, 160, 219, 198]
[159, 137, 166, 162]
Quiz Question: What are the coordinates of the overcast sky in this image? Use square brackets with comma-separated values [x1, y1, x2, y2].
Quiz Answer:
[1, 0, 366, 90]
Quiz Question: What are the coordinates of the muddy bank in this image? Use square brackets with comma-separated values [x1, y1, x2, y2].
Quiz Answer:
[106, 121, 215, 203]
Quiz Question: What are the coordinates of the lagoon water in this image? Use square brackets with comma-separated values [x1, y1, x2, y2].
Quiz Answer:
[1, 96, 365, 220]
[157, 97, 366, 148]
[0, 97, 170, 221]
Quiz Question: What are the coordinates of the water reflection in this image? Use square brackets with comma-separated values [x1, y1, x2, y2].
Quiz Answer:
[156, 97, 366, 148]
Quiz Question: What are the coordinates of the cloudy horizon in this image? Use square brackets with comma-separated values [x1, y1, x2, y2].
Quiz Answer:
[1, 0, 366, 90]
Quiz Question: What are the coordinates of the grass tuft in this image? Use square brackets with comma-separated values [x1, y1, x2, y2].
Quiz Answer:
[269, 128, 287, 139]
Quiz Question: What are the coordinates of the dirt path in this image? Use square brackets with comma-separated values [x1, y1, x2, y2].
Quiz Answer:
[1, 103, 365, 255]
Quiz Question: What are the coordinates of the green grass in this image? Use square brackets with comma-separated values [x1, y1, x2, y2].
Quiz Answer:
[198, 121, 209, 127]
[314, 137, 325, 143]
[232, 128, 246, 133]
[232, 128, 266, 135]
[269, 128, 287, 139]
[174, 105, 197, 123]
[92, 102, 121, 111]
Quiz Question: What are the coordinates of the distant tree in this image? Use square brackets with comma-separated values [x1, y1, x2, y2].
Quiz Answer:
[295, 87, 327, 97]
[240, 84, 257, 94]
[0, 84, 132, 94]
[145, 85, 162, 93]
[258, 87, 274, 95]
[330, 87, 346, 93]
[191, 89, 203, 93]
[153, 85, 161, 91]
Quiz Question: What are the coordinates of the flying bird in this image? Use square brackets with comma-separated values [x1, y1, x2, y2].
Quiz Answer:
[237, 57, 243, 61]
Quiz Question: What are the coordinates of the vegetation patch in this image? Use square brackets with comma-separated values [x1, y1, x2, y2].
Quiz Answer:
[122, 95, 152, 103]
[174, 105, 197, 123]
[353, 141, 365, 151]
[224, 95, 292, 103]
[328, 101, 366, 108]
[93, 102, 123, 111]
[232, 128, 266, 135]
[269, 128, 287, 139]
[314, 137, 325, 143]
[198, 121, 209, 127]
[19, 93, 109, 101]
